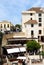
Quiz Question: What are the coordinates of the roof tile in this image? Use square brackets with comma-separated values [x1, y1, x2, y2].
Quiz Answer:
[28, 7, 44, 13]
[24, 20, 37, 24]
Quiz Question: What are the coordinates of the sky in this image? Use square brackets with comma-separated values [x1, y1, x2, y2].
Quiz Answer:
[0, 0, 44, 25]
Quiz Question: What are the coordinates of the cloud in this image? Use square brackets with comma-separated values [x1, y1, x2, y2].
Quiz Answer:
[0, 0, 31, 24]
[0, 0, 44, 24]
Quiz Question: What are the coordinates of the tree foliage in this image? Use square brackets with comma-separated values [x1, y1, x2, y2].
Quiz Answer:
[10, 26, 15, 31]
[26, 40, 41, 53]
[15, 24, 21, 28]
[10, 24, 22, 32]
[15, 24, 21, 32]
[39, 51, 44, 56]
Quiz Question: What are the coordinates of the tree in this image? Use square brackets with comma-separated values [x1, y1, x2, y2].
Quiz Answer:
[10, 26, 15, 31]
[39, 51, 44, 58]
[10, 24, 22, 32]
[15, 24, 22, 32]
[26, 40, 41, 53]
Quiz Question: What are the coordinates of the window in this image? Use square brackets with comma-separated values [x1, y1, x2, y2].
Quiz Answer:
[38, 36, 40, 39]
[38, 36, 41, 41]
[1, 29, 2, 31]
[39, 30, 42, 34]
[4, 24, 6, 28]
[38, 13, 41, 16]
[39, 18, 41, 22]
[30, 18, 32, 20]
[31, 24, 34, 27]
[7, 24, 9, 28]
[41, 36, 44, 42]
[30, 13, 33, 16]
[1, 24, 2, 28]
[31, 30, 34, 35]
[39, 23, 42, 26]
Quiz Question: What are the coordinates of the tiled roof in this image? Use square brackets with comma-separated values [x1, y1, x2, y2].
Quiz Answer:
[0, 20, 10, 23]
[28, 7, 44, 13]
[24, 20, 37, 24]
[0, 20, 13, 26]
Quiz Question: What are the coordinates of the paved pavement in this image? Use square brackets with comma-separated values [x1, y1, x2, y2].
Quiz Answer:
[27, 59, 44, 65]
[26, 54, 44, 65]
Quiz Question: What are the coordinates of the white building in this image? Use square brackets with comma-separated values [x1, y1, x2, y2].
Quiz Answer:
[22, 7, 44, 42]
[2, 7, 44, 65]
[0, 20, 13, 33]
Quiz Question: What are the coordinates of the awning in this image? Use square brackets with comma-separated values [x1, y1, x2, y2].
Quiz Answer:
[20, 47, 26, 52]
[7, 38, 38, 42]
[17, 56, 26, 59]
[7, 47, 26, 54]
[7, 48, 20, 54]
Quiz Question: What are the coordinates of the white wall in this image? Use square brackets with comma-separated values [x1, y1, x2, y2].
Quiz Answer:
[25, 24, 38, 38]
[22, 12, 36, 33]
[0, 23, 11, 32]
[22, 10, 44, 43]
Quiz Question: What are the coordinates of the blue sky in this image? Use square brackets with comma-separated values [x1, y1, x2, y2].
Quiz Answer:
[0, 0, 44, 25]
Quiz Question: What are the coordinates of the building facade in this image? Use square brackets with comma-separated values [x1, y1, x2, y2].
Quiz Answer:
[0, 20, 13, 33]
[22, 7, 44, 42]
[2, 7, 44, 65]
